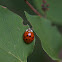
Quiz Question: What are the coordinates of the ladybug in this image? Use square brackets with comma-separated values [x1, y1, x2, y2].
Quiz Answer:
[23, 28, 34, 44]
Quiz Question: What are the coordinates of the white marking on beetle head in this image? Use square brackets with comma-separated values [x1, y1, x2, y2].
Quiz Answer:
[26, 29, 28, 32]
[26, 28, 33, 32]
[28, 31, 30, 32]
[31, 30, 33, 32]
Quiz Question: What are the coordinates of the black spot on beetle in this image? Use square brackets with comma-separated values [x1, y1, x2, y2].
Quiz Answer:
[26, 39, 27, 40]
[27, 35, 28, 36]
[29, 36, 31, 37]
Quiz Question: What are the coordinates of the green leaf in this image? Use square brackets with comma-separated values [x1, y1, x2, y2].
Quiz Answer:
[25, 12, 62, 60]
[46, 0, 62, 25]
[30, 0, 62, 25]
[0, 6, 35, 62]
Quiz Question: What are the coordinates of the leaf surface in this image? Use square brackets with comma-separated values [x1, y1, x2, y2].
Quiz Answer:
[25, 12, 62, 60]
[0, 6, 35, 62]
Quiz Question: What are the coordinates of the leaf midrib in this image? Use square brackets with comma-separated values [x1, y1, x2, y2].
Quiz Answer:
[0, 47, 23, 62]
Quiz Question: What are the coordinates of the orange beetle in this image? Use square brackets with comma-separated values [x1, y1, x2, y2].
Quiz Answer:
[23, 28, 34, 44]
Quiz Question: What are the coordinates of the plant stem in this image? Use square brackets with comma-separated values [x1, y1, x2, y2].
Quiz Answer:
[24, 0, 42, 17]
